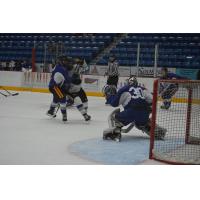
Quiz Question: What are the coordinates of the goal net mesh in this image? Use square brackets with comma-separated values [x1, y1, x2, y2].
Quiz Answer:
[150, 80, 200, 164]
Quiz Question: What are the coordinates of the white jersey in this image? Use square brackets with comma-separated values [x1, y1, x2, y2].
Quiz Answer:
[107, 61, 119, 76]
[68, 83, 81, 94]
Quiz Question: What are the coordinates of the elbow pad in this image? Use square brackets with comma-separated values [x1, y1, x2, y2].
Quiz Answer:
[54, 72, 65, 86]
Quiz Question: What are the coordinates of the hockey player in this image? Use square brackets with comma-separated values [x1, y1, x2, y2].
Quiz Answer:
[46, 56, 72, 122]
[67, 74, 91, 121]
[65, 57, 91, 121]
[103, 76, 166, 142]
[159, 67, 186, 109]
[72, 57, 89, 112]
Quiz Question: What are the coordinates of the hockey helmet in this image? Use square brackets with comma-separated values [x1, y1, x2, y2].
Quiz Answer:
[56, 55, 69, 66]
[127, 75, 138, 87]
[57, 55, 73, 70]
[73, 57, 84, 65]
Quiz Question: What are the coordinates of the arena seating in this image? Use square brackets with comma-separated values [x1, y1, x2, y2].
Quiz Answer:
[98, 33, 200, 69]
[0, 33, 200, 69]
[0, 33, 116, 63]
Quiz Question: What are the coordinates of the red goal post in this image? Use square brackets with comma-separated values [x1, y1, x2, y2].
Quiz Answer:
[149, 79, 200, 164]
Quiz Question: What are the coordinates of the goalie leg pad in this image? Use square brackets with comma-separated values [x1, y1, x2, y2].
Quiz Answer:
[103, 127, 121, 142]
[108, 108, 124, 129]
[104, 108, 135, 140]
[136, 123, 167, 140]
[154, 125, 167, 140]
[103, 108, 123, 141]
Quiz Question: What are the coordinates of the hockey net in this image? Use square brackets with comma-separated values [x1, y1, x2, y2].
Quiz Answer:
[149, 79, 200, 164]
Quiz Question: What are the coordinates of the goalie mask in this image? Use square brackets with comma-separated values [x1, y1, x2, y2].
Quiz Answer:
[127, 76, 138, 87]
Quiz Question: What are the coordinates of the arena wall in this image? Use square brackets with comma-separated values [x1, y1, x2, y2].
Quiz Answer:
[0, 71, 156, 96]
[1, 71, 199, 105]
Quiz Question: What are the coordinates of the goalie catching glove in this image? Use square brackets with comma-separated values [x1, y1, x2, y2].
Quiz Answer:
[102, 84, 117, 99]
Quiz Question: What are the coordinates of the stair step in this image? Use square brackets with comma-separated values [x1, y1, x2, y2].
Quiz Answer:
[89, 33, 127, 64]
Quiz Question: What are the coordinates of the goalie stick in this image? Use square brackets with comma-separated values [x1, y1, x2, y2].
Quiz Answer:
[121, 122, 135, 133]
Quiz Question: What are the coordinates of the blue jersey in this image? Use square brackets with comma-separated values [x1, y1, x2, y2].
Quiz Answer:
[161, 72, 185, 80]
[159, 72, 186, 95]
[107, 85, 152, 110]
[107, 85, 152, 126]
[49, 64, 71, 88]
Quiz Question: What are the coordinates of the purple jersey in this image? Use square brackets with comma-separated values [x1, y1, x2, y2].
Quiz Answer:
[162, 72, 186, 80]
[107, 85, 152, 126]
[49, 64, 71, 88]
[159, 72, 186, 95]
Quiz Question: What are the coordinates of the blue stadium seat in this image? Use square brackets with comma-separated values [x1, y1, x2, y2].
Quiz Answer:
[1, 33, 200, 68]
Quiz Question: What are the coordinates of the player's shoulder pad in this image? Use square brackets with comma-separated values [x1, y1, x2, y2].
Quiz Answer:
[54, 72, 65, 84]
[117, 85, 129, 95]
[118, 84, 130, 91]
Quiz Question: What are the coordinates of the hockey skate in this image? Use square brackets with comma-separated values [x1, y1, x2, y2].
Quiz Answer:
[83, 113, 91, 121]
[113, 132, 122, 142]
[46, 107, 56, 118]
[154, 126, 167, 140]
[103, 127, 122, 142]
[160, 102, 171, 110]
[62, 113, 67, 122]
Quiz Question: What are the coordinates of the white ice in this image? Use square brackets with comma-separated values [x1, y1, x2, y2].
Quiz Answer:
[0, 90, 160, 164]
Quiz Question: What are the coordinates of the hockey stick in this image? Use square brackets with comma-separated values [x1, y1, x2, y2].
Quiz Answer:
[0, 86, 19, 96]
[121, 122, 135, 133]
[3, 88, 19, 96]
[0, 91, 8, 97]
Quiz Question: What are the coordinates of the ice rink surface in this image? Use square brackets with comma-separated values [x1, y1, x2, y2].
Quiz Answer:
[0, 90, 161, 165]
